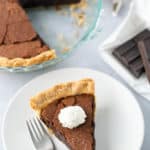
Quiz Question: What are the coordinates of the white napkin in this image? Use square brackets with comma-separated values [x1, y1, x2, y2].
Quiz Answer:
[99, 0, 150, 101]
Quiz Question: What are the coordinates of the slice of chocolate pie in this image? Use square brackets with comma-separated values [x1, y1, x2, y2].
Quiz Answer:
[30, 79, 95, 150]
[0, 1, 56, 67]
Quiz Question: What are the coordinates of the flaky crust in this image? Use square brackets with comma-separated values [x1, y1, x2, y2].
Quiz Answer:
[30, 79, 95, 112]
[0, 50, 56, 67]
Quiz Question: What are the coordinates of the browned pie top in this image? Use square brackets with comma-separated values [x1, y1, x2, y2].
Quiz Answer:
[0, 1, 50, 59]
[41, 94, 95, 150]
[0, 40, 49, 59]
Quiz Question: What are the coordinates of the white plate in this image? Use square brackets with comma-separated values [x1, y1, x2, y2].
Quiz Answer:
[1, 68, 144, 150]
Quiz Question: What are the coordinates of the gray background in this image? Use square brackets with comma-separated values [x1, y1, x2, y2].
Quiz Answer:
[0, 0, 149, 149]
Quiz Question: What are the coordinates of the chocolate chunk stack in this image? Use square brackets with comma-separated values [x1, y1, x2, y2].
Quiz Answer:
[113, 29, 150, 81]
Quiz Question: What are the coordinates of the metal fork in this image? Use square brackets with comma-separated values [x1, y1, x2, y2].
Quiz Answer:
[26, 117, 55, 150]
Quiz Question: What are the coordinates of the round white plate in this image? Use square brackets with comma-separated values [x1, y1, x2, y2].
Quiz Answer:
[2, 68, 144, 150]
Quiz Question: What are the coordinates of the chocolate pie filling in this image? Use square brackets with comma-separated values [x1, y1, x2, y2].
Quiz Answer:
[0, 1, 50, 59]
[41, 94, 95, 150]
[0, 40, 48, 59]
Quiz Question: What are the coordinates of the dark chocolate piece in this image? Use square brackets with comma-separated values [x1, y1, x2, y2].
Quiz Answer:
[113, 40, 144, 78]
[113, 29, 150, 78]
[134, 29, 150, 42]
[138, 39, 150, 82]
[113, 40, 135, 56]
[144, 38, 150, 60]
[122, 46, 140, 63]
[129, 57, 145, 78]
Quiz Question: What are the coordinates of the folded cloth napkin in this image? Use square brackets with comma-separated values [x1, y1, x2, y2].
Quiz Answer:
[99, 0, 150, 101]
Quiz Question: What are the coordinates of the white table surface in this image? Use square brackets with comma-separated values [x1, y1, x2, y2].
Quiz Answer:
[0, 1, 150, 150]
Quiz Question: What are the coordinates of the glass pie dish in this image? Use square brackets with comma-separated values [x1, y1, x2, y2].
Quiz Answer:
[0, 0, 102, 72]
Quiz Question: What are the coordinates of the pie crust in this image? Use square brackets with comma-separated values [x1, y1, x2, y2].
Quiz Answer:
[0, 49, 56, 67]
[30, 78, 95, 113]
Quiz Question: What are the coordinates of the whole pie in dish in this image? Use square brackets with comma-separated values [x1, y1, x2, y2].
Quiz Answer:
[0, 0, 80, 67]
[30, 79, 95, 150]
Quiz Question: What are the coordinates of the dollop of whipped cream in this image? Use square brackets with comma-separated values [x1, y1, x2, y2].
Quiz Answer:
[58, 106, 87, 129]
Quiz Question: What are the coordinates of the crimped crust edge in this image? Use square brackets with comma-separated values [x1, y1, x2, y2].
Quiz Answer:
[0, 50, 56, 67]
[30, 78, 95, 111]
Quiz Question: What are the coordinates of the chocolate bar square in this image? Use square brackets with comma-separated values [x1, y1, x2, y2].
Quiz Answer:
[138, 38, 150, 82]
[113, 29, 150, 78]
